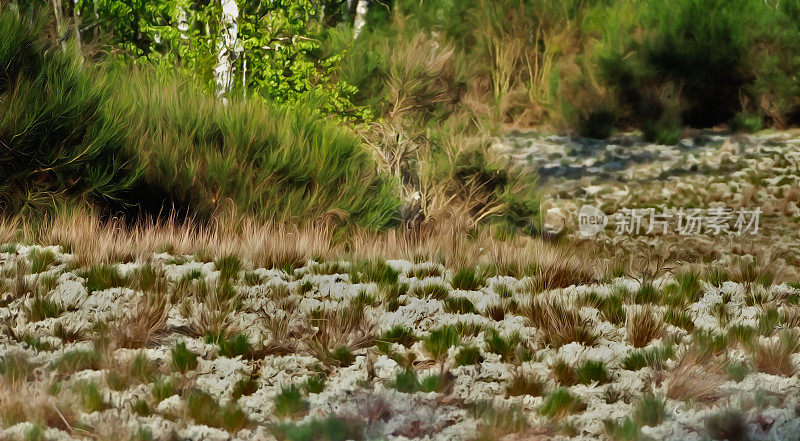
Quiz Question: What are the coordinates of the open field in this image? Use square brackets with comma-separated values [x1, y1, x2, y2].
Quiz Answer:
[2, 241, 800, 440]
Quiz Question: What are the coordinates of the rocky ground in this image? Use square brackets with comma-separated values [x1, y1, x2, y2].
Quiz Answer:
[496, 130, 800, 264]
[2, 244, 800, 440]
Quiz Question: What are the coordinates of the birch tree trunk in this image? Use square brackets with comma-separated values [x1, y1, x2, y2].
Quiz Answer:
[215, 0, 239, 99]
[51, 0, 66, 50]
[72, 0, 82, 54]
[353, 0, 369, 39]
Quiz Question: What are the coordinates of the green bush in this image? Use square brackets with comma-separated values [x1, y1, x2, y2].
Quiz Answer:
[0, 7, 141, 216]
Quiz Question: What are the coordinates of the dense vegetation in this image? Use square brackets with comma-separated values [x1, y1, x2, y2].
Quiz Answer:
[3, 0, 800, 230]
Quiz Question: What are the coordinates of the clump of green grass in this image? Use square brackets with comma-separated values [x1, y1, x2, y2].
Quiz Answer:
[484, 329, 521, 363]
[540, 388, 586, 420]
[506, 371, 546, 397]
[0, 352, 33, 384]
[407, 264, 442, 280]
[22, 334, 52, 352]
[132, 399, 152, 417]
[82, 264, 127, 294]
[577, 360, 610, 385]
[392, 368, 421, 393]
[454, 345, 484, 367]
[217, 333, 252, 358]
[51, 348, 103, 374]
[622, 344, 675, 371]
[469, 402, 528, 441]
[758, 307, 781, 336]
[232, 375, 260, 400]
[633, 392, 666, 427]
[302, 375, 326, 394]
[170, 341, 198, 373]
[28, 248, 55, 274]
[726, 361, 751, 382]
[273, 384, 308, 418]
[152, 375, 178, 402]
[24, 293, 64, 321]
[494, 283, 514, 299]
[411, 283, 450, 300]
[444, 296, 477, 314]
[603, 417, 645, 441]
[451, 267, 484, 290]
[454, 321, 485, 338]
[419, 373, 451, 393]
[53, 322, 85, 343]
[634, 283, 659, 304]
[215, 255, 242, 281]
[271, 416, 364, 441]
[424, 325, 460, 369]
[550, 359, 577, 386]
[376, 326, 416, 354]
[664, 307, 695, 332]
[76, 381, 109, 413]
[349, 260, 400, 287]
[186, 388, 248, 432]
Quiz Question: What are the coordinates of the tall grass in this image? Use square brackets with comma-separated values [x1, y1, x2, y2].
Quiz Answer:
[353, 0, 800, 142]
[0, 6, 401, 230]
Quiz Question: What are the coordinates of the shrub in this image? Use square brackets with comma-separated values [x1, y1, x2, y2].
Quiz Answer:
[0, 7, 142, 216]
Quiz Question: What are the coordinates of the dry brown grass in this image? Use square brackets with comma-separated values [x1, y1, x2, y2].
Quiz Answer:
[0, 209, 599, 277]
[0, 381, 77, 433]
[664, 349, 726, 403]
[111, 291, 170, 349]
[625, 305, 664, 348]
[524, 296, 598, 348]
[750, 330, 800, 376]
[304, 302, 376, 367]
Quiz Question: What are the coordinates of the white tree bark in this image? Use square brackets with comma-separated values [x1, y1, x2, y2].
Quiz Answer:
[51, 0, 66, 50]
[353, 0, 369, 39]
[72, 0, 82, 51]
[215, 0, 239, 99]
[175, 2, 189, 41]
